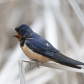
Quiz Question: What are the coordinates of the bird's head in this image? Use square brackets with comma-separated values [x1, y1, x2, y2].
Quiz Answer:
[13, 24, 33, 40]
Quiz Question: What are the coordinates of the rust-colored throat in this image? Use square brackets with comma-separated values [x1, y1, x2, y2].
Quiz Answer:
[14, 33, 23, 41]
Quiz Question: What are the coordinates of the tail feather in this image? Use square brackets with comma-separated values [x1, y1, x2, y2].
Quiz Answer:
[51, 52, 84, 69]
[54, 60, 82, 69]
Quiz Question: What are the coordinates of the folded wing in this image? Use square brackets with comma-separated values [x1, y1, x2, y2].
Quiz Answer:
[25, 38, 84, 69]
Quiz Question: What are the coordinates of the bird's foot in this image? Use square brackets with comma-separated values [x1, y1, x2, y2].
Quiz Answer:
[37, 64, 40, 68]
[36, 61, 40, 68]
[33, 59, 40, 68]
[30, 63, 31, 66]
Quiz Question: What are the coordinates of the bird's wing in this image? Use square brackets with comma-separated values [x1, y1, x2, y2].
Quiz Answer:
[25, 38, 84, 69]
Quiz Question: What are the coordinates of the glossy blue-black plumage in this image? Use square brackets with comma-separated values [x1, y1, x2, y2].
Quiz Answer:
[15, 24, 84, 69]
[25, 32, 59, 56]
[24, 32, 84, 69]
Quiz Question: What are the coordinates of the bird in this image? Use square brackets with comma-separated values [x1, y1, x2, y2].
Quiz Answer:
[13, 24, 84, 69]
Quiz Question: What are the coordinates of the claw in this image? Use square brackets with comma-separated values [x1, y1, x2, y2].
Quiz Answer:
[37, 65, 40, 68]
[36, 61, 40, 68]
[33, 59, 40, 68]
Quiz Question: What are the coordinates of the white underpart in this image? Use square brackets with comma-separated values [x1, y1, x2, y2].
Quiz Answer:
[21, 44, 50, 62]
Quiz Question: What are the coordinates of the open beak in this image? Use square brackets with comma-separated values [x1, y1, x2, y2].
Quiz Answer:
[12, 35, 15, 37]
[12, 27, 18, 37]
[12, 33, 19, 37]
[12, 33, 18, 37]
[12, 27, 22, 40]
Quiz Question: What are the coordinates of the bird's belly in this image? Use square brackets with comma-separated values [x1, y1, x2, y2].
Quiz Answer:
[21, 44, 50, 62]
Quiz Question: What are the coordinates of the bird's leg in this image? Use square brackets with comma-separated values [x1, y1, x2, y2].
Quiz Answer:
[30, 63, 31, 66]
[36, 61, 40, 68]
[30, 59, 33, 66]
[33, 59, 40, 68]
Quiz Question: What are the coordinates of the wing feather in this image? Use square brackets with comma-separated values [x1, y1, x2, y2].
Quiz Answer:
[25, 38, 84, 69]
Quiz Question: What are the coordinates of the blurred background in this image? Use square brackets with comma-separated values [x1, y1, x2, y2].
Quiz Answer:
[0, 0, 84, 84]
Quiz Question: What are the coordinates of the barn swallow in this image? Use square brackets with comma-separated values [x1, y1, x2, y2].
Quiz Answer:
[13, 24, 84, 69]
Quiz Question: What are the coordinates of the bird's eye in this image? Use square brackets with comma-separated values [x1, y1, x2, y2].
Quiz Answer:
[19, 28, 23, 32]
[18, 28, 26, 35]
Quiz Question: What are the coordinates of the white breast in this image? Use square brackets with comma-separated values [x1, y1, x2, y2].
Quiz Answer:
[21, 44, 50, 62]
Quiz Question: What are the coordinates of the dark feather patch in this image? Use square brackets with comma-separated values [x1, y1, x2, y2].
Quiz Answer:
[20, 38, 25, 46]
[52, 52, 84, 69]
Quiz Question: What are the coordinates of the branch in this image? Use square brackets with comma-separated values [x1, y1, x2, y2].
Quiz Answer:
[23, 59, 84, 73]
